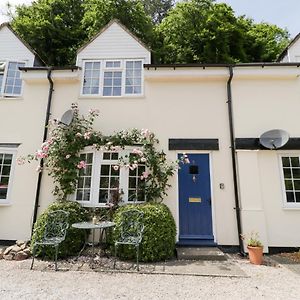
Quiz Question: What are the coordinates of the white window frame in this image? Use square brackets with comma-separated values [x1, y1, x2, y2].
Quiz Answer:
[0, 147, 17, 205]
[278, 153, 300, 209]
[74, 147, 146, 207]
[101, 60, 123, 97]
[80, 58, 144, 98]
[0, 60, 25, 98]
[124, 60, 143, 96]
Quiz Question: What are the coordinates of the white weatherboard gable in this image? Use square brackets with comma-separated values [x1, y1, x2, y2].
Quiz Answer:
[279, 33, 300, 62]
[0, 25, 35, 66]
[76, 21, 151, 66]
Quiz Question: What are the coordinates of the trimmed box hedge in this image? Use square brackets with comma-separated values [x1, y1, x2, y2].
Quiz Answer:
[113, 203, 176, 262]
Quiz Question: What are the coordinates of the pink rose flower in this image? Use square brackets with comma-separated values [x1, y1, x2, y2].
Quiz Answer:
[132, 148, 144, 156]
[141, 171, 150, 180]
[77, 160, 87, 169]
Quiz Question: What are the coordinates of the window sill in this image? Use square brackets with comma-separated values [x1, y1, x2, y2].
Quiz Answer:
[78, 95, 145, 100]
[0, 96, 23, 101]
[0, 202, 12, 206]
[77, 202, 144, 208]
[282, 205, 300, 210]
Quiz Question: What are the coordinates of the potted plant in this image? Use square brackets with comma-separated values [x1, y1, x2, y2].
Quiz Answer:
[242, 232, 264, 265]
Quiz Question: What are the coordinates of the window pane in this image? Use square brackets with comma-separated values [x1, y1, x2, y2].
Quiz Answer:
[77, 177, 84, 188]
[84, 177, 91, 188]
[293, 168, 300, 179]
[128, 190, 136, 202]
[99, 190, 108, 203]
[283, 168, 291, 178]
[83, 61, 100, 95]
[125, 60, 142, 95]
[103, 71, 122, 97]
[76, 153, 93, 202]
[291, 157, 300, 167]
[100, 177, 109, 188]
[285, 180, 293, 190]
[76, 189, 83, 201]
[286, 192, 295, 202]
[0, 188, 8, 199]
[129, 177, 136, 188]
[103, 153, 111, 160]
[294, 180, 300, 190]
[83, 190, 90, 201]
[110, 165, 119, 176]
[4, 62, 25, 95]
[111, 153, 119, 160]
[3, 154, 12, 165]
[296, 192, 300, 203]
[101, 165, 109, 175]
[110, 177, 119, 188]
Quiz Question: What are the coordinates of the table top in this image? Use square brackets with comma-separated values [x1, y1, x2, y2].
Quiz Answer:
[72, 221, 116, 230]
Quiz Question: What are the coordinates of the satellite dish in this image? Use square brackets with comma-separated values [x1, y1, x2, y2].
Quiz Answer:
[60, 110, 74, 126]
[259, 129, 289, 150]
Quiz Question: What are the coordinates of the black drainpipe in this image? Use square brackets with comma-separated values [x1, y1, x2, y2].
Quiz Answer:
[31, 68, 54, 235]
[226, 66, 245, 255]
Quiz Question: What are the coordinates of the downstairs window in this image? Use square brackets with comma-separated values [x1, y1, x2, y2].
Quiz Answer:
[75, 149, 146, 207]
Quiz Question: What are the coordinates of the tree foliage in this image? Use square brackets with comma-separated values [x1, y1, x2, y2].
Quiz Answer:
[141, 0, 174, 24]
[9, 0, 290, 65]
[11, 0, 87, 66]
[154, 0, 289, 63]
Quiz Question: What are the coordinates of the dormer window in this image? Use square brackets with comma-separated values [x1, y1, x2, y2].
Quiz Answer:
[0, 61, 25, 97]
[82, 59, 143, 97]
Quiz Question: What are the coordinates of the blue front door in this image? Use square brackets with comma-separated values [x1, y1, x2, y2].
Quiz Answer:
[178, 153, 214, 245]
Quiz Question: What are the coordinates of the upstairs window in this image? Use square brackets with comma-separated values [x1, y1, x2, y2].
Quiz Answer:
[82, 59, 143, 97]
[0, 61, 25, 97]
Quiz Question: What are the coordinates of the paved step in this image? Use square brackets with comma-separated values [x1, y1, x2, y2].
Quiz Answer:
[176, 247, 227, 261]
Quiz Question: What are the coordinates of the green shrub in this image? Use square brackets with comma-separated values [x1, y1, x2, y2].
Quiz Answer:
[113, 203, 176, 262]
[31, 201, 90, 258]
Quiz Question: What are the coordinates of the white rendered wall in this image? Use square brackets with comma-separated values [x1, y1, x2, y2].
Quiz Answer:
[37, 69, 239, 246]
[0, 79, 49, 240]
[233, 70, 300, 248]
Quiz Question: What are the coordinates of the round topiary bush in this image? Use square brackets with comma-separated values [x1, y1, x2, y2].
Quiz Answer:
[31, 201, 90, 258]
[113, 203, 176, 262]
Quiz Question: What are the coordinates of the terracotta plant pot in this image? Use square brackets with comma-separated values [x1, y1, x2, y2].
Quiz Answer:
[247, 246, 263, 265]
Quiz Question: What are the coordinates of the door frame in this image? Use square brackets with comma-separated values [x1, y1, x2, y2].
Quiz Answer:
[176, 150, 217, 243]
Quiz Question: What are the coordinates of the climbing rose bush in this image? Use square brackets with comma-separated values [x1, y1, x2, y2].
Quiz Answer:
[20, 104, 188, 202]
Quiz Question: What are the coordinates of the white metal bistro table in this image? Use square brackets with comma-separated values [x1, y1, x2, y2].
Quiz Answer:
[72, 221, 116, 257]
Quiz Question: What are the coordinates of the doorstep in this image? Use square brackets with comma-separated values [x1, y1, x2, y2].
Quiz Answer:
[176, 247, 227, 261]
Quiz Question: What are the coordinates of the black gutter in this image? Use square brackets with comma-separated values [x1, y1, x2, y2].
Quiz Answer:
[20, 66, 79, 71]
[226, 66, 245, 255]
[31, 68, 54, 235]
[144, 62, 300, 68]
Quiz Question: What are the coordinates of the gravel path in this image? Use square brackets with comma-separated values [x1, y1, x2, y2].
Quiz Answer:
[0, 256, 300, 300]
